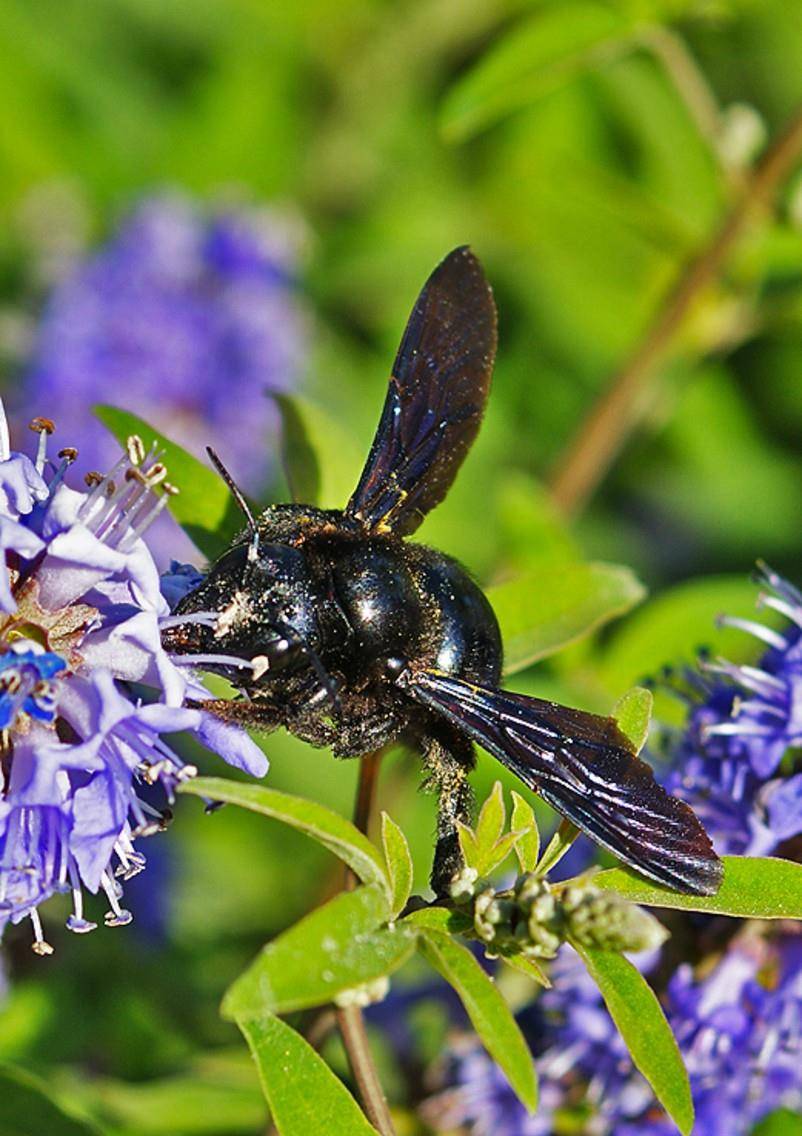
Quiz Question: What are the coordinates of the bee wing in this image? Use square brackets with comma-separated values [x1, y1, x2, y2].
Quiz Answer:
[346, 247, 497, 537]
[404, 670, 722, 896]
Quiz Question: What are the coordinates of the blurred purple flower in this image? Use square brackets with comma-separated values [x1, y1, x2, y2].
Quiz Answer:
[14, 192, 306, 563]
[663, 564, 802, 857]
[0, 404, 267, 954]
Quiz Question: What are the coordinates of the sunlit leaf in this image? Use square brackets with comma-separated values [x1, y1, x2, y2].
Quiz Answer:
[576, 946, 693, 1135]
[223, 885, 415, 1018]
[612, 686, 653, 753]
[511, 791, 540, 873]
[592, 856, 802, 918]
[500, 952, 551, 988]
[238, 1014, 379, 1135]
[180, 779, 389, 895]
[418, 929, 538, 1113]
[381, 812, 414, 917]
[488, 562, 646, 675]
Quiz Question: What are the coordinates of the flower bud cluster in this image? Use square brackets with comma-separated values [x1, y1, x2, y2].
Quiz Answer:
[450, 871, 667, 959]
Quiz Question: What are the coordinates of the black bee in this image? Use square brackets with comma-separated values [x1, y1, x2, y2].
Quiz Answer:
[162, 247, 722, 897]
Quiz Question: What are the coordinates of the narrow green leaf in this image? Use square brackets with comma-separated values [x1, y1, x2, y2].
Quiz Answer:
[511, 791, 540, 873]
[612, 687, 653, 753]
[480, 829, 528, 876]
[500, 952, 551, 988]
[418, 929, 538, 1113]
[456, 820, 481, 872]
[273, 396, 363, 510]
[273, 393, 322, 506]
[475, 781, 506, 857]
[180, 778, 389, 895]
[402, 906, 473, 937]
[381, 811, 414, 917]
[593, 856, 802, 918]
[440, 2, 635, 142]
[536, 819, 580, 878]
[238, 1014, 379, 1135]
[576, 946, 693, 1135]
[223, 885, 416, 1018]
[94, 404, 242, 558]
[487, 562, 646, 676]
[0, 1065, 102, 1135]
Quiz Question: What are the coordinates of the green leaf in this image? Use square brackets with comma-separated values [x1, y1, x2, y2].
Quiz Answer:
[274, 393, 322, 506]
[475, 781, 506, 852]
[487, 562, 646, 676]
[238, 1014, 379, 1135]
[418, 929, 538, 1113]
[0, 1064, 102, 1135]
[223, 884, 416, 1018]
[576, 946, 693, 1135]
[180, 778, 389, 895]
[402, 905, 473, 937]
[536, 819, 580, 878]
[500, 952, 551, 988]
[511, 792, 540, 873]
[440, 1, 636, 142]
[456, 820, 481, 872]
[381, 812, 414, 917]
[94, 404, 242, 559]
[274, 396, 364, 510]
[593, 856, 802, 918]
[753, 1110, 802, 1136]
[612, 686, 653, 753]
[66, 1051, 266, 1134]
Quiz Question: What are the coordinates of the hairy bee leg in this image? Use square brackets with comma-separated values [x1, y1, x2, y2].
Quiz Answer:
[420, 728, 476, 897]
[187, 697, 284, 733]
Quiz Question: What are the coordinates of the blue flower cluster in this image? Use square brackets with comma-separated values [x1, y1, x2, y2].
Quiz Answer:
[424, 567, 802, 1134]
[15, 193, 306, 561]
[0, 404, 267, 953]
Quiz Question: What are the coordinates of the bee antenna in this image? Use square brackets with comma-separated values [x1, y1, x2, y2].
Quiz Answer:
[206, 446, 258, 539]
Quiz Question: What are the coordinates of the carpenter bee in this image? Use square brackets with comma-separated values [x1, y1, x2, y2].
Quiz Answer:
[162, 247, 722, 897]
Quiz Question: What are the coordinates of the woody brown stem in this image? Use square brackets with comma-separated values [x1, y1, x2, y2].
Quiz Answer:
[549, 103, 802, 517]
[335, 750, 396, 1135]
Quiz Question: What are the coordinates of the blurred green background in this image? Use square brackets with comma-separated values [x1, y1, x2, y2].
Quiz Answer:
[1, 1, 802, 1132]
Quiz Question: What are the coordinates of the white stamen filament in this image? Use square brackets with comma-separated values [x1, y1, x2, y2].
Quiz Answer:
[757, 592, 802, 628]
[0, 397, 10, 461]
[716, 615, 788, 651]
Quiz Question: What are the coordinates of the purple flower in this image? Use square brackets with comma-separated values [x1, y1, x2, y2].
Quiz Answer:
[663, 565, 802, 856]
[15, 192, 306, 563]
[0, 403, 268, 953]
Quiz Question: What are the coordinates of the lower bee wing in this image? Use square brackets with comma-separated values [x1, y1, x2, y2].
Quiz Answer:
[403, 670, 722, 896]
[345, 247, 497, 537]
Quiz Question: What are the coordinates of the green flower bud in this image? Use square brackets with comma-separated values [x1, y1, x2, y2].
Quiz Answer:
[562, 886, 668, 953]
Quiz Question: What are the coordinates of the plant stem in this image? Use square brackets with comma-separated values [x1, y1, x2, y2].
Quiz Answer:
[335, 750, 396, 1136]
[548, 102, 802, 517]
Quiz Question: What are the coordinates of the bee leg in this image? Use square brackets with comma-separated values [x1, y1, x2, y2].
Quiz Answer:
[187, 697, 283, 733]
[421, 726, 476, 897]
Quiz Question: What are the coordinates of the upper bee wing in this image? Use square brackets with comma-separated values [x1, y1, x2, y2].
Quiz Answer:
[404, 670, 722, 896]
[346, 246, 497, 537]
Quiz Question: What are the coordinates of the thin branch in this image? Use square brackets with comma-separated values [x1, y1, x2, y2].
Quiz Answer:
[549, 103, 802, 517]
[335, 750, 396, 1136]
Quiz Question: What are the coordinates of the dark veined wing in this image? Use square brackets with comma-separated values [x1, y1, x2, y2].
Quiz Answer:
[404, 670, 722, 896]
[346, 246, 497, 537]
